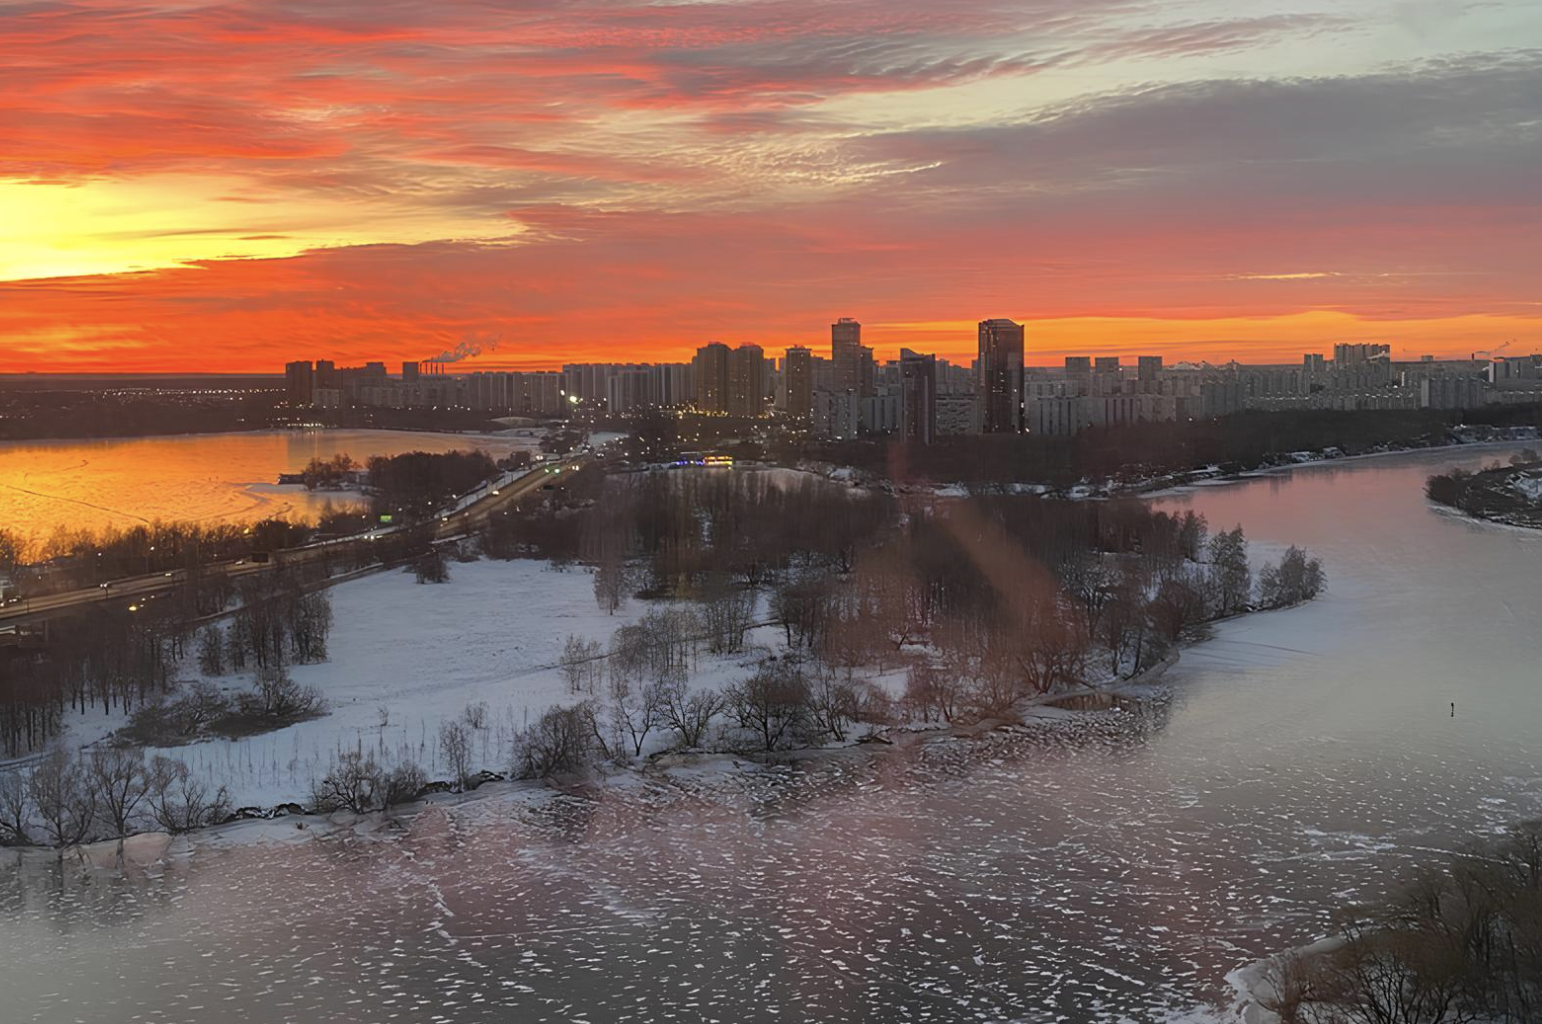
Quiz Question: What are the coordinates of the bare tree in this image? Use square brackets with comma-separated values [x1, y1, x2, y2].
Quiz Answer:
[609, 677, 665, 757]
[146, 756, 230, 833]
[560, 634, 603, 695]
[313, 751, 384, 813]
[439, 721, 473, 791]
[382, 761, 427, 810]
[512, 704, 597, 778]
[808, 667, 860, 742]
[699, 573, 755, 654]
[168, 679, 230, 736]
[196, 626, 226, 676]
[660, 680, 723, 749]
[593, 552, 629, 614]
[246, 664, 325, 720]
[29, 748, 95, 856]
[903, 661, 963, 723]
[0, 770, 32, 846]
[87, 746, 151, 855]
[726, 664, 811, 752]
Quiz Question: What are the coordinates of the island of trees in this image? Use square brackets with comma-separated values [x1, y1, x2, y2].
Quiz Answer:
[1426, 450, 1542, 529]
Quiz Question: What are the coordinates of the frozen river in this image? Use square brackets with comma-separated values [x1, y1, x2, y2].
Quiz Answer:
[0, 428, 543, 543]
[2, 446, 1540, 1023]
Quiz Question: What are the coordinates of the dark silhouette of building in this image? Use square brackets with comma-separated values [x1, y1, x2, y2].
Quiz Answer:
[693, 343, 731, 413]
[832, 317, 862, 395]
[977, 318, 1024, 433]
[284, 360, 314, 406]
[784, 346, 813, 421]
[402, 361, 421, 381]
[727, 344, 767, 418]
[899, 349, 937, 444]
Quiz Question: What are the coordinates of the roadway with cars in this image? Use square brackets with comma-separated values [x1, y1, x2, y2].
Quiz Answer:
[0, 456, 586, 627]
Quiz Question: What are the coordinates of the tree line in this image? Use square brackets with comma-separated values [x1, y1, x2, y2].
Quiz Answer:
[477, 468, 1324, 766]
[0, 570, 334, 758]
[804, 406, 1542, 489]
[1265, 821, 1542, 1024]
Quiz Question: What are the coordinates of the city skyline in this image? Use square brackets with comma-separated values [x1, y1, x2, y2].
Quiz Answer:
[2, 0, 1540, 373]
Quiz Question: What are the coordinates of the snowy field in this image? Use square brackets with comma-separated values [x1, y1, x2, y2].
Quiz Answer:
[44, 559, 790, 809]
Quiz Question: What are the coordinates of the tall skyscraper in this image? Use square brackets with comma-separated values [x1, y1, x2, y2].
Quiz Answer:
[899, 349, 938, 445]
[831, 317, 862, 394]
[784, 346, 814, 422]
[402, 361, 421, 381]
[1137, 355, 1164, 382]
[727, 344, 767, 418]
[977, 319, 1024, 433]
[284, 360, 314, 407]
[693, 343, 731, 413]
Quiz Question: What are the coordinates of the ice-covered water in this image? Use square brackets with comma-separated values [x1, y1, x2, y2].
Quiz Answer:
[3, 446, 1541, 1023]
[0, 428, 541, 542]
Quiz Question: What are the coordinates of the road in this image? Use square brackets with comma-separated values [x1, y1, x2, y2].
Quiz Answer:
[0, 456, 584, 627]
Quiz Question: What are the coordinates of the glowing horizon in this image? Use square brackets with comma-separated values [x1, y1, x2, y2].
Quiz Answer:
[2, 0, 1539, 374]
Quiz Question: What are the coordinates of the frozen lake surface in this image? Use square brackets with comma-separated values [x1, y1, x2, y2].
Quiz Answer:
[0, 428, 542, 542]
[2, 446, 1541, 1023]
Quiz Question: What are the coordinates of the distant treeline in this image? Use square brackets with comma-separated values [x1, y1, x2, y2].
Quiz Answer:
[0, 449, 504, 589]
[0, 386, 510, 442]
[803, 405, 1542, 488]
[0, 389, 283, 441]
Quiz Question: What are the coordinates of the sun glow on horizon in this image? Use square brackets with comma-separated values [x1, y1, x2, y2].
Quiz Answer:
[0, 0, 1537, 372]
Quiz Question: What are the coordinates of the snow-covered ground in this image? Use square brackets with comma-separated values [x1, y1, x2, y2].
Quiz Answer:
[42, 560, 790, 809]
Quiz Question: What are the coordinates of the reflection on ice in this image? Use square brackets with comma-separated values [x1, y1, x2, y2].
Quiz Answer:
[2, 446, 1542, 1023]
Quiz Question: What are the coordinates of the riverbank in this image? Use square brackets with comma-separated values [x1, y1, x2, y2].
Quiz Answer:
[0, 651, 1187, 866]
[1426, 458, 1542, 530]
[10, 448, 1541, 1023]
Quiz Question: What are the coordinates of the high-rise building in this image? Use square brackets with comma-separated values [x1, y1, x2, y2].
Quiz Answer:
[315, 359, 338, 390]
[402, 361, 421, 381]
[899, 349, 938, 445]
[1137, 355, 1164, 382]
[284, 360, 314, 407]
[784, 346, 814, 421]
[1094, 356, 1120, 372]
[693, 343, 731, 413]
[831, 318, 862, 394]
[727, 344, 767, 418]
[1333, 343, 1391, 365]
[1065, 356, 1092, 377]
[977, 319, 1024, 433]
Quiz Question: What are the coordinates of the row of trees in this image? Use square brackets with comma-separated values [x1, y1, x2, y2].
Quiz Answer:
[806, 407, 1542, 489]
[513, 659, 884, 779]
[0, 747, 230, 857]
[366, 449, 498, 521]
[1266, 822, 1542, 1024]
[5, 517, 313, 594]
[1, 571, 334, 758]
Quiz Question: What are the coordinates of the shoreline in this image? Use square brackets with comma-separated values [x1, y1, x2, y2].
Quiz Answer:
[1140, 434, 1539, 500]
[0, 648, 1189, 861]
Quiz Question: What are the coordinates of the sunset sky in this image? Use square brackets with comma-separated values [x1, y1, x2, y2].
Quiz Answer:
[2, 0, 1539, 373]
